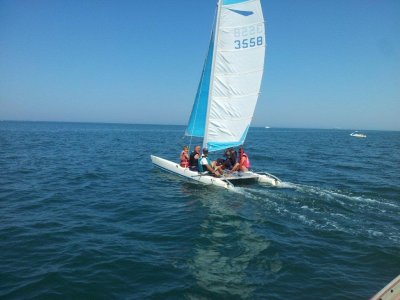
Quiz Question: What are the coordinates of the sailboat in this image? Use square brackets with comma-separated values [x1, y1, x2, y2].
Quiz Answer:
[151, 0, 280, 190]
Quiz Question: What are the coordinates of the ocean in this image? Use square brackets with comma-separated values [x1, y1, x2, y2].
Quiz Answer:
[0, 121, 399, 299]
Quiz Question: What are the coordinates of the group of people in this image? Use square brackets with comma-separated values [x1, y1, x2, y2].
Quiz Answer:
[179, 145, 250, 177]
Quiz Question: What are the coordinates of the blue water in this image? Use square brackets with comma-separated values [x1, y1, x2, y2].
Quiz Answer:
[1, 121, 399, 299]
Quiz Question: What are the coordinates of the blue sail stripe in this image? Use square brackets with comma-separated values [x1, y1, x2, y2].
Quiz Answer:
[207, 141, 244, 152]
[228, 9, 254, 16]
[223, 0, 249, 5]
[207, 124, 250, 152]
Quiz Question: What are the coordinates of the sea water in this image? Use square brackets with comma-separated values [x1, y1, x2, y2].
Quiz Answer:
[0, 121, 399, 299]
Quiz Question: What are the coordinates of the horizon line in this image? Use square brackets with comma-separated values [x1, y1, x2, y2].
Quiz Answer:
[1, 119, 398, 132]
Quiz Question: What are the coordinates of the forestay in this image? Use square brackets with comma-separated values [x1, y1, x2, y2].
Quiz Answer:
[186, 0, 266, 152]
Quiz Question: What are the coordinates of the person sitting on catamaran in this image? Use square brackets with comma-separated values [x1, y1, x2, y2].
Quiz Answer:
[180, 145, 189, 168]
[198, 148, 221, 177]
[223, 147, 238, 170]
[189, 145, 201, 171]
[231, 147, 250, 172]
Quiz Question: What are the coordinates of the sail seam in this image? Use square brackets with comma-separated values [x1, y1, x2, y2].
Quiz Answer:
[213, 92, 260, 99]
[210, 114, 255, 120]
[220, 21, 265, 30]
[218, 45, 266, 53]
[215, 68, 263, 76]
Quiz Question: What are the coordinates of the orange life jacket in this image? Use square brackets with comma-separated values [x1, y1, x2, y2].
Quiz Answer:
[180, 150, 189, 167]
[240, 153, 250, 168]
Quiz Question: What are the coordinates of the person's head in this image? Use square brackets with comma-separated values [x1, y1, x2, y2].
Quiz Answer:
[239, 147, 244, 155]
[183, 145, 189, 152]
[202, 148, 209, 156]
[195, 145, 200, 153]
[224, 149, 231, 158]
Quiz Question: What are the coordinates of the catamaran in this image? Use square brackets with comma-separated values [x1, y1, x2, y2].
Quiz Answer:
[151, 0, 281, 190]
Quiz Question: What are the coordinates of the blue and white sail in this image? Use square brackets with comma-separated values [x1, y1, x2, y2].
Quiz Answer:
[186, 33, 214, 137]
[186, 0, 266, 152]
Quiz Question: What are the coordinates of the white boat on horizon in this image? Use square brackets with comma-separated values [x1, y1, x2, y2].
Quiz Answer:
[151, 0, 281, 190]
[350, 131, 367, 138]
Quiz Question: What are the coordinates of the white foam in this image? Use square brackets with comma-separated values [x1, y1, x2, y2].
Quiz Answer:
[367, 230, 384, 237]
[289, 183, 399, 210]
[276, 181, 296, 189]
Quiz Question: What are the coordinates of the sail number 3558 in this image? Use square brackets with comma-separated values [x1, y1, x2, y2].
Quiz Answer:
[234, 36, 263, 49]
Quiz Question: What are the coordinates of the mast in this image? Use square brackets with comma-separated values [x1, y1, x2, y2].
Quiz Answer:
[202, 0, 222, 150]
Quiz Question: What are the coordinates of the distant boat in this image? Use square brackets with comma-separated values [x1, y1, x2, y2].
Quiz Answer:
[151, 0, 281, 190]
[265, 126, 270, 129]
[350, 131, 367, 138]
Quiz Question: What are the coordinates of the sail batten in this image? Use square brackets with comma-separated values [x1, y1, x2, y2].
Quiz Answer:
[186, 0, 265, 152]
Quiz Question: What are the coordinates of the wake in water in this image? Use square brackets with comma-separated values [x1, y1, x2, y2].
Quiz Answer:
[239, 181, 400, 243]
[266, 180, 398, 209]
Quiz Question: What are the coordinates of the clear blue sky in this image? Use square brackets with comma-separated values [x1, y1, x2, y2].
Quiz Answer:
[1, 0, 399, 130]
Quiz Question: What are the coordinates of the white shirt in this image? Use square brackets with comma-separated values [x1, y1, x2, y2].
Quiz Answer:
[200, 156, 209, 165]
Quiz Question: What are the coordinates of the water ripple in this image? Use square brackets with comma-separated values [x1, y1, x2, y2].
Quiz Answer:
[1, 123, 399, 299]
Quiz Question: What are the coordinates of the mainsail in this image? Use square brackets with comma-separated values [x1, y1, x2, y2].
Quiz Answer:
[186, 0, 266, 152]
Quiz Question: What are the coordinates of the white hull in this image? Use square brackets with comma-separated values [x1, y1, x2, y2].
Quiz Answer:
[351, 134, 366, 138]
[150, 155, 280, 190]
[350, 131, 367, 138]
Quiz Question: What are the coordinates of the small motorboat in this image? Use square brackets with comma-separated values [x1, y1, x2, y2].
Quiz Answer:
[350, 131, 367, 138]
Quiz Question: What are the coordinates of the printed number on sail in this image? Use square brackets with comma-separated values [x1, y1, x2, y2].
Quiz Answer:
[233, 24, 263, 49]
[234, 37, 262, 49]
[234, 24, 263, 37]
